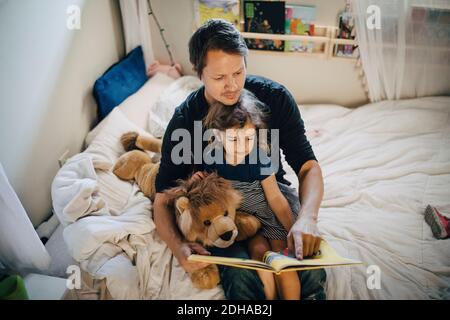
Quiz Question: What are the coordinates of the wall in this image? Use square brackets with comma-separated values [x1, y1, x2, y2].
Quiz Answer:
[0, 0, 125, 226]
[148, 0, 369, 107]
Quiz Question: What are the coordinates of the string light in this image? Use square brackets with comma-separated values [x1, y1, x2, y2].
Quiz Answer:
[147, 0, 175, 66]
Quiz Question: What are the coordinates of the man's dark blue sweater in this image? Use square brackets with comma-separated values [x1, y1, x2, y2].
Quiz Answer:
[155, 74, 317, 193]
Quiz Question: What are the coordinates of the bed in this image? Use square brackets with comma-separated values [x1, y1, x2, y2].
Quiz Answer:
[286, 96, 450, 299]
[50, 73, 450, 299]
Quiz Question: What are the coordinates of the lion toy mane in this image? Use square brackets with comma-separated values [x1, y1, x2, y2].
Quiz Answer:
[113, 132, 261, 289]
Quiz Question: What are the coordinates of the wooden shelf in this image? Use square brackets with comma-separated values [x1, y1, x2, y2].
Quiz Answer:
[241, 32, 329, 43]
[330, 38, 357, 46]
[240, 25, 358, 60]
[248, 49, 328, 59]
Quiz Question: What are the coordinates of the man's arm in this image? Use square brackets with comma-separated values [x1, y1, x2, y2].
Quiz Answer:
[153, 192, 211, 273]
[288, 160, 324, 259]
[274, 86, 323, 259]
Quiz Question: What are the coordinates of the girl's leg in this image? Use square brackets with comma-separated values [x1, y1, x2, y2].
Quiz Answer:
[270, 239, 301, 300]
[248, 235, 277, 300]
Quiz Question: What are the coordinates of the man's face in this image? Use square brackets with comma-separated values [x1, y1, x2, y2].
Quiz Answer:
[201, 50, 246, 106]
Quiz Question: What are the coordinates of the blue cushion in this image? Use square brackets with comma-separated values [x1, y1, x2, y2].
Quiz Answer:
[93, 46, 148, 121]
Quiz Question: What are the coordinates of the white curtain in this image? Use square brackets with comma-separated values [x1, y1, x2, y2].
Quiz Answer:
[352, 0, 450, 102]
[119, 0, 155, 69]
[0, 163, 51, 275]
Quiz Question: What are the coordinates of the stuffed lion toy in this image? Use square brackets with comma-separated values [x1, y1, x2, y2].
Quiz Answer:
[113, 132, 261, 289]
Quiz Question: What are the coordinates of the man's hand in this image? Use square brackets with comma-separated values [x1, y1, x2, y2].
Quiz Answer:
[175, 242, 212, 273]
[154, 192, 211, 273]
[287, 215, 321, 260]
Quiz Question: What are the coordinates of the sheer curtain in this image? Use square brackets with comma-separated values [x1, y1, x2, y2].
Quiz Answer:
[119, 0, 154, 69]
[352, 0, 450, 102]
[0, 163, 51, 275]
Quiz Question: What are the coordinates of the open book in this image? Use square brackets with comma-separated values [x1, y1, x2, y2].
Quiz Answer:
[188, 241, 362, 274]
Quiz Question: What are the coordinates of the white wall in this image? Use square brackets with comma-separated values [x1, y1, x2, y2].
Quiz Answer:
[148, 0, 368, 107]
[0, 0, 124, 226]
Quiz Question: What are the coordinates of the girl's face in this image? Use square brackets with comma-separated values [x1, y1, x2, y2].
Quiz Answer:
[218, 121, 256, 165]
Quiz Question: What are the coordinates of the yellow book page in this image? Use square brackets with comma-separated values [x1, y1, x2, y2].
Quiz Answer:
[188, 241, 362, 274]
[188, 254, 273, 271]
[264, 241, 362, 273]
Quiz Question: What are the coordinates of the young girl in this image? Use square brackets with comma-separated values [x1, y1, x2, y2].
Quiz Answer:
[202, 89, 301, 300]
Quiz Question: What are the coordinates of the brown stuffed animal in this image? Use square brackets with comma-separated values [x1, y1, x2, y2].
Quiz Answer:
[113, 132, 261, 289]
[112, 132, 162, 200]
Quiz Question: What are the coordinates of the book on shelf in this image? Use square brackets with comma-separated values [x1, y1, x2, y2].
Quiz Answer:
[244, 1, 285, 51]
[194, 0, 241, 29]
[284, 4, 316, 53]
[188, 240, 363, 275]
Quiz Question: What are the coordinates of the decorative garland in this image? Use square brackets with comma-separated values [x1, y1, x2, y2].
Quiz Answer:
[147, 0, 175, 66]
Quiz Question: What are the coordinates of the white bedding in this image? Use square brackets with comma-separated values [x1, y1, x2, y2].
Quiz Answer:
[52, 107, 224, 299]
[52, 72, 450, 299]
[282, 96, 450, 299]
[51, 75, 224, 299]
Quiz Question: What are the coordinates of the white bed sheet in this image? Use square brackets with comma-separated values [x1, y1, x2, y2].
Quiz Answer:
[282, 96, 450, 299]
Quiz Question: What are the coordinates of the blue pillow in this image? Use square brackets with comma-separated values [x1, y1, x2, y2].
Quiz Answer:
[93, 46, 148, 121]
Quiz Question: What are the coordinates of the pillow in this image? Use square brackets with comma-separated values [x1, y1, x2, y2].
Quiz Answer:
[85, 73, 175, 147]
[93, 46, 148, 121]
[85, 107, 153, 161]
[118, 73, 175, 129]
[148, 76, 203, 138]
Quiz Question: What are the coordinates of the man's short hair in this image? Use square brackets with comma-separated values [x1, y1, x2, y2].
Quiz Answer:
[189, 19, 248, 78]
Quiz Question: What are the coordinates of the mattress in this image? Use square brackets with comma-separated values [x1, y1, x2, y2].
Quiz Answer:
[282, 96, 450, 299]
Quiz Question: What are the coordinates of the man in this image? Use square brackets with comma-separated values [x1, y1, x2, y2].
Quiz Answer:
[153, 19, 326, 300]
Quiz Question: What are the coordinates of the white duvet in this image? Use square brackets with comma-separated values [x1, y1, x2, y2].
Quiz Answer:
[282, 96, 450, 299]
[52, 74, 450, 300]
[51, 107, 224, 300]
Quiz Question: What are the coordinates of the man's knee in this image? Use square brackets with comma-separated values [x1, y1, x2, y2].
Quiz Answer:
[299, 269, 327, 300]
[220, 267, 265, 300]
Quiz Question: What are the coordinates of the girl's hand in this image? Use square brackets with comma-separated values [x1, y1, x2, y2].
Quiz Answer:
[191, 171, 208, 182]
